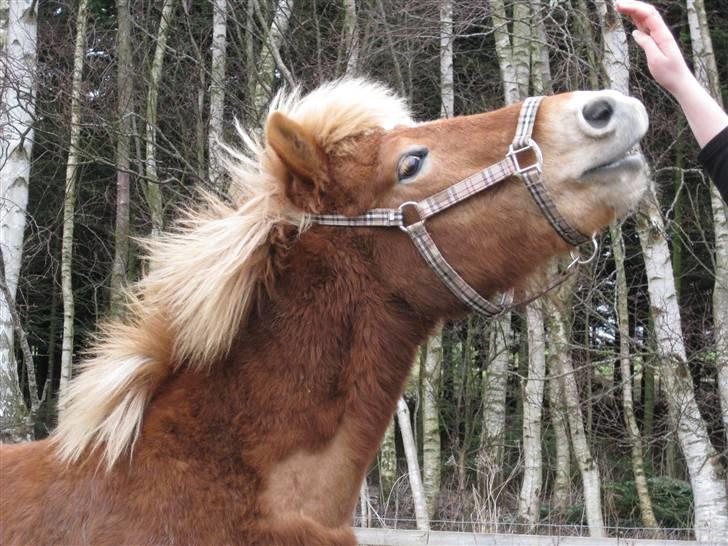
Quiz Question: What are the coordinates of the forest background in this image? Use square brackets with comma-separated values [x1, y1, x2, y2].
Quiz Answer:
[1, 0, 728, 541]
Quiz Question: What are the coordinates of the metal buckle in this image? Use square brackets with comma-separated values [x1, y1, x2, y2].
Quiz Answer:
[568, 234, 599, 269]
[507, 138, 543, 175]
[398, 201, 422, 232]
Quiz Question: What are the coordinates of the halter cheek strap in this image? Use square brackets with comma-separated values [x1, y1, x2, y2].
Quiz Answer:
[307, 97, 592, 318]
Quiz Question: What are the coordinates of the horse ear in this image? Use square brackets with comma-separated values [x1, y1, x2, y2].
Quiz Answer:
[266, 111, 329, 213]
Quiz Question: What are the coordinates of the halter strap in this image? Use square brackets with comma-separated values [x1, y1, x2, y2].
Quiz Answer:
[514, 97, 589, 247]
[307, 97, 590, 318]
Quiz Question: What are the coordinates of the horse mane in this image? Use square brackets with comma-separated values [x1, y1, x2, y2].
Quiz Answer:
[52, 79, 413, 470]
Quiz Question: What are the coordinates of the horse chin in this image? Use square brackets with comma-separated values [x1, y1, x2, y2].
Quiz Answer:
[581, 152, 645, 180]
[584, 153, 649, 218]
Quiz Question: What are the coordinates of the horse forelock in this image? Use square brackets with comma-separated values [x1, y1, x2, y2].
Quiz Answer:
[52, 77, 411, 470]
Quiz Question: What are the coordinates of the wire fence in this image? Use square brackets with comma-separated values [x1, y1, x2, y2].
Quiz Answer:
[352, 516, 696, 541]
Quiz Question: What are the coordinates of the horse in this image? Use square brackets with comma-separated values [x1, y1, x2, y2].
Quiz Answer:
[0, 79, 648, 545]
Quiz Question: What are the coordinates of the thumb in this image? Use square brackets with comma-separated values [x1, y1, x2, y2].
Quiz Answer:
[632, 29, 665, 62]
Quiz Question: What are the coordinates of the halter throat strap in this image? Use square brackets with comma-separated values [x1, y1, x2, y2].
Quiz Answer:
[307, 97, 590, 317]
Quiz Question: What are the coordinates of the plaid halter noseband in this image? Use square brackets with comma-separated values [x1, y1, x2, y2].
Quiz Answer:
[308, 97, 595, 318]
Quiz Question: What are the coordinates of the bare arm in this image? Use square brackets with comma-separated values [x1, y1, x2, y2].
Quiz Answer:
[617, 0, 728, 148]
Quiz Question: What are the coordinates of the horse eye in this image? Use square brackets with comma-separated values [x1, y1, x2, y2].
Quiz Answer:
[397, 150, 428, 181]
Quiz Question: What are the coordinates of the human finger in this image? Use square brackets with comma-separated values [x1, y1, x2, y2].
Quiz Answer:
[632, 28, 667, 64]
[617, 1, 681, 56]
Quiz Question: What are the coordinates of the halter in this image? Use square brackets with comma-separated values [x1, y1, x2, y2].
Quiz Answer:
[308, 97, 597, 317]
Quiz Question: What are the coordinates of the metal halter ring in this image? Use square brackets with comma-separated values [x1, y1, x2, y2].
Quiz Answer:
[568, 234, 599, 270]
[398, 201, 422, 232]
[507, 138, 544, 176]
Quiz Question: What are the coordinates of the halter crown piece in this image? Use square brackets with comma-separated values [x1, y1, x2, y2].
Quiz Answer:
[308, 97, 594, 317]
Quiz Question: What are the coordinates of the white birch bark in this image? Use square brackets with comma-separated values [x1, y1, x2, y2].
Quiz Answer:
[421, 333, 441, 518]
[510, 0, 530, 99]
[594, 1, 728, 539]
[209, 0, 228, 190]
[611, 224, 659, 529]
[59, 0, 89, 397]
[0, 0, 37, 439]
[439, 0, 453, 118]
[144, 0, 175, 237]
[547, 351, 570, 514]
[547, 291, 605, 537]
[529, 0, 550, 95]
[636, 201, 728, 541]
[110, 0, 133, 314]
[480, 315, 511, 482]
[378, 417, 397, 497]
[488, 0, 520, 105]
[517, 303, 545, 529]
[685, 0, 728, 450]
[252, 0, 295, 123]
[396, 397, 429, 530]
[342, 0, 359, 75]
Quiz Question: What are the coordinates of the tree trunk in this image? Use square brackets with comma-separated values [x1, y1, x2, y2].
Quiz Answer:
[510, 0, 530, 99]
[685, 0, 728, 449]
[529, 0, 550, 95]
[0, 244, 43, 442]
[479, 314, 511, 490]
[59, 0, 89, 397]
[547, 338, 570, 515]
[611, 224, 659, 530]
[0, 0, 38, 441]
[144, 0, 175, 237]
[110, 0, 133, 314]
[378, 417, 397, 500]
[396, 397, 429, 530]
[488, 0, 520, 104]
[636, 201, 728, 541]
[439, 0, 453, 118]
[517, 302, 545, 530]
[421, 332, 441, 519]
[341, 0, 359, 75]
[549, 297, 605, 537]
[594, 0, 728, 539]
[252, 0, 295, 124]
[209, 0, 227, 190]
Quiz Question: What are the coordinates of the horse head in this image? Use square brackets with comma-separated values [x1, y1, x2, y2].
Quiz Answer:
[265, 82, 648, 317]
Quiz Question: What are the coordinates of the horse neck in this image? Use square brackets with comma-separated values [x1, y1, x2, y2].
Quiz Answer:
[146, 229, 436, 469]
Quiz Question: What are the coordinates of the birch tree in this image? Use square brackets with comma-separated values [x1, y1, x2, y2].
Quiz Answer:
[685, 0, 728, 448]
[611, 223, 659, 529]
[59, 0, 90, 397]
[439, 0, 453, 118]
[251, 0, 295, 124]
[518, 303, 545, 530]
[416, 4, 454, 516]
[341, 0, 359, 75]
[488, 0, 530, 104]
[421, 333, 441, 518]
[547, 348, 570, 514]
[396, 398, 429, 530]
[144, 0, 175, 236]
[0, 246, 43, 440]
[545, 275, 605, 537]
[209, 0, 227, 190]
[378, 418, 396, 499]
[479, 316, 511, 488]
[595, 1, 728, 539]
[0, 0, 38, 440]
[110, 0, 133, 314]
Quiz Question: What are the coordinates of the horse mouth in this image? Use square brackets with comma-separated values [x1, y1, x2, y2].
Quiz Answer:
[582, 151, 644, 179]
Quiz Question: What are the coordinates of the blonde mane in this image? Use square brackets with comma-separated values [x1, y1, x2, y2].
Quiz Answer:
[52, 79, 412, 470]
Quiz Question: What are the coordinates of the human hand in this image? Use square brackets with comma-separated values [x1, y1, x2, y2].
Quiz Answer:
[616, 0, 695, 98]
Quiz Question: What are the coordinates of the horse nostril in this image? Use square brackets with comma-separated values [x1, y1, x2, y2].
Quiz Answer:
[582, 99, 614, 129]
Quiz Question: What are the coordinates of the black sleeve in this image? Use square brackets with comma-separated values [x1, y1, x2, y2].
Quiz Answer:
[698, 126, 728, 202]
